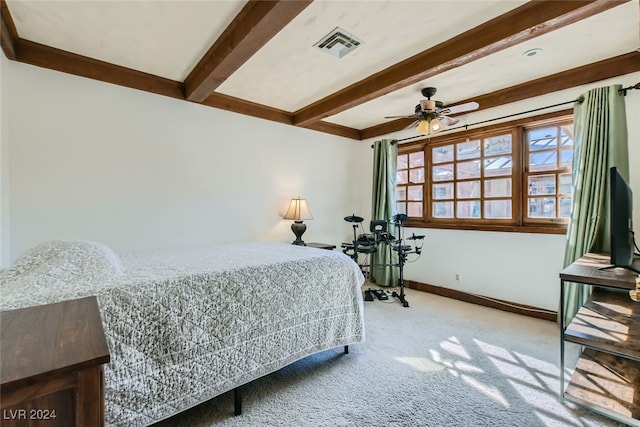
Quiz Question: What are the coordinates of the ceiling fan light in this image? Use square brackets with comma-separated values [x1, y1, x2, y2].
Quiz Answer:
[416, 120, 430, 135]
[430, 118, 443, 133]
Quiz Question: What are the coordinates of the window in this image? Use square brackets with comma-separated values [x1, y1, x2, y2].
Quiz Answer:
[524, 124, 574, 222]
[431, 133, 514, 222]
[396, 112, 573, 234]
[397, 151, 425, 217]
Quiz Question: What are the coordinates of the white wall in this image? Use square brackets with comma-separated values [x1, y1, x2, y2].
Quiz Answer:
[0, 55, 9, 267]
[2, 60, 363, 263]
[357, 72, 640, 311]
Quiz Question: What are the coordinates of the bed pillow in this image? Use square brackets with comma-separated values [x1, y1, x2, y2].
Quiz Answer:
[6, 240, 123, 283]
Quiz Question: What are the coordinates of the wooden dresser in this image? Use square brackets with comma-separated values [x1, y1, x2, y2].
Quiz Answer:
[1, 296, 110, 427]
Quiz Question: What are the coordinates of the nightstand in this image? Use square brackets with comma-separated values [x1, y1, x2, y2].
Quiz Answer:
[306, 242, 336, 250]
[1, 296, 110, 427]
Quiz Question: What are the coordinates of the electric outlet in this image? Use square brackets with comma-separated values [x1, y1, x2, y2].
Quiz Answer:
[455, 273, 460, 281]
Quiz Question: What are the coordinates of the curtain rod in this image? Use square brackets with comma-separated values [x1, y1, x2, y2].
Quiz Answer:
[370, 81, 640, 146]
[619, 82, 640, 96]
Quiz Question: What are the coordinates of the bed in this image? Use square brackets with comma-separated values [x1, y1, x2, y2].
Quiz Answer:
[0, 240, 365, 426]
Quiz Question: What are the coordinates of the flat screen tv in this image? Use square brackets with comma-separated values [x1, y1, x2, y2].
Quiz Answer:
[609, 166, 639, 273]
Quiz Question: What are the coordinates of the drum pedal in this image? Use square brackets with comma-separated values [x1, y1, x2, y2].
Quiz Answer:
[363, 289, 374, 301]
[371, 289, 389, 301]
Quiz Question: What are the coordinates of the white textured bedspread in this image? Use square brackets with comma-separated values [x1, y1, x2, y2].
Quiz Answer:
[0, 241, 365, 426]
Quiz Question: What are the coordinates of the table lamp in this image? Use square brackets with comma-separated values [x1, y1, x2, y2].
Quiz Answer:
[283, 197, 313, 245]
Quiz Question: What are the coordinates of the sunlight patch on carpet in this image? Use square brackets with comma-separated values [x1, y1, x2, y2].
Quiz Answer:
[473, 338, 519, 363]
[473, 339, 588, 426]
[429, 337, 511, 408]
[461, 374, 510, 408]
[489, 356, 544, 389]
[440, 336, 471, 360]
[395, 356, 445, 373]
[508, 378, 583, 426]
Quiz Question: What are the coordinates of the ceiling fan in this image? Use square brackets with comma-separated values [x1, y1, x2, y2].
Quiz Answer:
[385, 87, 479, 135]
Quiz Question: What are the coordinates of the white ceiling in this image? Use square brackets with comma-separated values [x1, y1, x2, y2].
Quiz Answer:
[4, 0, 640, 136]
[6, 0, 247, 81]
[334, 2, 640, 129]
[216, 0, 526, 111]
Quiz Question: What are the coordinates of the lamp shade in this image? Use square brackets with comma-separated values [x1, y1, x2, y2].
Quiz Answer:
[283, 197, 313, 220]
[416, 120, 430, 135]
[429, 117, 443, 133]
[417, 118, 443, 136]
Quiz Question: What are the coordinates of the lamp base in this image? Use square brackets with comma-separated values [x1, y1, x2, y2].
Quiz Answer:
[291, 220, 307, 245]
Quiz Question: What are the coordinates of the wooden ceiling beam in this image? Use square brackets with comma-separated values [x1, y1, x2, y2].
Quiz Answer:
[1, 0, 18, 60]
[200, 91, 361, 139]
[184, 0, 312, 103]
[293, 0, 629, 127]
[360, 51, 640, 140]
[15, 39, 185, 99]
[201, 92, 293, 125]
[301, 121, 361, 140]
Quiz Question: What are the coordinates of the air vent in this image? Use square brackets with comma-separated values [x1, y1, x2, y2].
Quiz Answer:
[313, 27, 364, 59]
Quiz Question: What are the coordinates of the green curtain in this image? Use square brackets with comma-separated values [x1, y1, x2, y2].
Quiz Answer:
[560, 84, 629, 325]
[370, 139, 399, 287]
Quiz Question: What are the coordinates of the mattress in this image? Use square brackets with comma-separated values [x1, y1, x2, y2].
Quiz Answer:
[0, 240, 365, 426]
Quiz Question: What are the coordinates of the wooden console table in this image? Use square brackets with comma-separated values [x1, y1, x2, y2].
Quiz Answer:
[559, 253, 640, 426]
[1, 296, 110, 427]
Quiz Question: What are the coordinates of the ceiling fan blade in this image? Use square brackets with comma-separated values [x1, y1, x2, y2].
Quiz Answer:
[443, 101, 479, 115]
[404, 120, 420, 130]
[384, 113, 420, 119]
[439, 115, 459, 126]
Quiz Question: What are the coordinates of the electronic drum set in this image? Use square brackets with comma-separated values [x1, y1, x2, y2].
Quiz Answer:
[341, 213, 425, 307]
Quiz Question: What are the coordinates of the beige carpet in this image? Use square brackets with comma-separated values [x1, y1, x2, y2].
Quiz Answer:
[152, 287, 624, 427]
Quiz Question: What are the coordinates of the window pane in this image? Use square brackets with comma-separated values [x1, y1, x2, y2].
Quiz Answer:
[433, 201, 453, 218]
[408, 185, 423, 201]
[457, 160, 481, 179]
[528, 175, 556, 195]
[397, 154, 408, 169]
[457, 201, 481, 218]
[484, 178, 512, 198]
[456, 140, 480, 160]
[529, 151, 557, 172]
[397, 170, 408, 184]
[484, 156, 512, 177]
[433, 183, 453, 200]
[484, 135, 512, 156]
[560, 126, 574, 147]
[457, 180, 480, 199]
[409, 168, 425, 183]
[433, 164, 453, 181]
[528, 197, 556, 218]
[560, 148, 573, 169]
[409, 152, 424, 167]
[432, 145, 453, 164]
[484, 200, 512, 219]
[396, 187, 406, 201]
[559, 173, 572, 194]
[560, 197, 572, 218]
[407, 202, 423, 217]
[396, 202, 407, 215]
[529, 127, 558, 151]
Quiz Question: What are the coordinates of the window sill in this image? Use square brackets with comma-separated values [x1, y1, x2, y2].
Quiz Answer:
[403, 220, 567, 235]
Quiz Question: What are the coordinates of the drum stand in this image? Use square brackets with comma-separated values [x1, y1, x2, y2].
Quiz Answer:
[341, 215, 424, 308]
